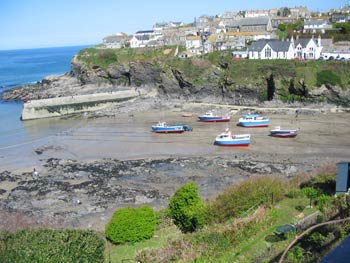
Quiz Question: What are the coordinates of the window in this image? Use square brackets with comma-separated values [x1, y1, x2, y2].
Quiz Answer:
[265, 47, 271, 58]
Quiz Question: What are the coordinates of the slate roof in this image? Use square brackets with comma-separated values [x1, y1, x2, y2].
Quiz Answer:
[294, 38, 311, 48]
[304, 19, 327, 26]
[249, 39, 292, 52]
[136, 30, 154, 34]
[227, 17, 270, 28]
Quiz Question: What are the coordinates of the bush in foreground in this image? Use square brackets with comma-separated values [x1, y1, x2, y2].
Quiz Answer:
[0, 229, 104, 263]
[105, 206, 156, 244]
[206, 176, 285, 223]
[168, 182, 206, 233]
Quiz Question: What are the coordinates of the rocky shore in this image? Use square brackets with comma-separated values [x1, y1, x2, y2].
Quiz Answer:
[0, 155, 306, 231]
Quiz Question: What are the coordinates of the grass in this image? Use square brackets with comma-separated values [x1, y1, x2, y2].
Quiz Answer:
[219, 196, 317, 262]
[104, 225, 181, 263]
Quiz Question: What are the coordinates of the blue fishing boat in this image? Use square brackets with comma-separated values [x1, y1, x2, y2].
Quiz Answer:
[238, 113, 270, 127]
[198, 111, 230, 122]
[214, 129, 251, 147]
[151, 121, 192, 133]
[270, 126, 298, 138]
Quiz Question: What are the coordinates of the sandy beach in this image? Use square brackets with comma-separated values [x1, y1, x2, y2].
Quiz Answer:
[1, 102, 349, 173]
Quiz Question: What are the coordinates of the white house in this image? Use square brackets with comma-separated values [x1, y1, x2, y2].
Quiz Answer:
[303, 19, 332, 34]
[130, 30, 163, 48]
[185, 35, 203, 54]
[293, 36, 322, 60]
[248, 39, 295, 60]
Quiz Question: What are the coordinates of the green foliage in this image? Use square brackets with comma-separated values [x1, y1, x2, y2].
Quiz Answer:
[105, 206, 157, 244]
[286, 189, 303, 198]
[301, 173, 336, 195]
[278, 24, 286, 31]
[301, 187, 318, 207]
[168, 182, 206, 233]
[207, 176, 285, 224]
[286, 245, 305, 263]
[316, 70, 342, 87]
[295, 204, 306, 212]
[0, 229, 104, 263]
[316, 194, 333, 212]
[335, 22, 350, 34]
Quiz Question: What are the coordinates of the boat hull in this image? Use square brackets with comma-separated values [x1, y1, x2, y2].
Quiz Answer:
[198, 117, 230, 122]
[214, 134, 251, 147]
[270, 131, 297, 138]
[214, 141, 250, 146]
[239, 121, 270, 127]
[152, 126, 185, 133]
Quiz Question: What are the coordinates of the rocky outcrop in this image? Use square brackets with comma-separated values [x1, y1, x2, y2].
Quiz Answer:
[309, 84, 350, 106]
[2, 52, 349, 107]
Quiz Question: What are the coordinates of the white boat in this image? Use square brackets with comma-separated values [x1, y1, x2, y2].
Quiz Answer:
[214, 128, 251, 147]
[238, 113, 269, 127]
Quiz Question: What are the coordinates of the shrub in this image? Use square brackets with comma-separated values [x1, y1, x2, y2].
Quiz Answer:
[105, 206, 156, 244]
[0, 229, 104, 263]
[316, 70, 342, 87]
[168, 182, 205, 233]
[207, 176, 285, 223]
[286, 189, 303, 198]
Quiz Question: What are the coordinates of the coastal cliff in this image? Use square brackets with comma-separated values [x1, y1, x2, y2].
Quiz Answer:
[3, 46, 350, 106]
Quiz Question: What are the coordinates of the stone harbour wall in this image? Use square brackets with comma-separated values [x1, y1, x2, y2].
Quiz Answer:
[21, 90, 141, 120]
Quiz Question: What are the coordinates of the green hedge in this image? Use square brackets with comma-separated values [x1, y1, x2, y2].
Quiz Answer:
[105, 206, 156, 244]
[0, 229, 105, 263]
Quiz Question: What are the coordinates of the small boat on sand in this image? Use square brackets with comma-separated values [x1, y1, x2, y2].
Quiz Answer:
[238, 113, 269, 127]
[270, 126, 298, 138]
[182, 113, 193, 117]
[198, 111, 230, 122]
[214, 128, 251, 146]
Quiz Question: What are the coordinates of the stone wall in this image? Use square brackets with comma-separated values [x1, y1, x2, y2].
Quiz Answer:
[21, 90, 140, 120]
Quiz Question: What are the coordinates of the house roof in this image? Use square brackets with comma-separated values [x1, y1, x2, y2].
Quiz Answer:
[304, 19, 327, 26]
[249, 39, 292, 52]
[136, 30, 154, 34]
[294, 38, 311, 48]
[227, 17, 270, 28]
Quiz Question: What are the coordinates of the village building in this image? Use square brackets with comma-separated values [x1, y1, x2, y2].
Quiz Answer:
[303, 19, 332, 34]
[294, 35, 322, 60]
[130, 30, 163, 48]
[102, 33, 129, 49]
[248, 39, 295, 59]
[226, 17, 273, 33]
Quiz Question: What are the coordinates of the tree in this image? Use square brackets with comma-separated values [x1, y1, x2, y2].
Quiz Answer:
[168, 182, 205, 233]
[302, 187, 318, 208]
[278, 24, 287, 31]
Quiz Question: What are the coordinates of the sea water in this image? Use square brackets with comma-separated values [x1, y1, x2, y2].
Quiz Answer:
[0, 45, 90, 148]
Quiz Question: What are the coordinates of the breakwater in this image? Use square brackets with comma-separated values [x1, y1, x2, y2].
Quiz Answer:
[21, 90, 140, 120]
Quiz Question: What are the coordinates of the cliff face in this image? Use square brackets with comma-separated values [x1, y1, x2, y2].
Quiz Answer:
[2, 47, 350, 106]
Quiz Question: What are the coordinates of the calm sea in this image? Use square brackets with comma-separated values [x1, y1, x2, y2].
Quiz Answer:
[0, 45, 90, 148]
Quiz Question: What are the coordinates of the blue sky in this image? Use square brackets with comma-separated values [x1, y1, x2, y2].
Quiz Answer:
[0, 0, 347, 50]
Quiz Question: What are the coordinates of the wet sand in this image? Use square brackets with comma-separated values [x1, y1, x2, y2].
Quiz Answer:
[0, 106, 349, 174]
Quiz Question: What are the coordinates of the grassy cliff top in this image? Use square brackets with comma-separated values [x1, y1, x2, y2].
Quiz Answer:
[76, 46, 350, 91]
